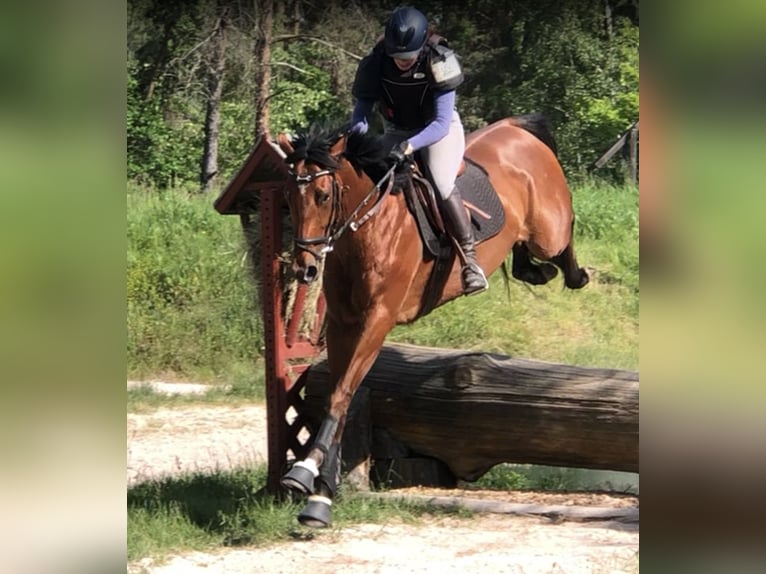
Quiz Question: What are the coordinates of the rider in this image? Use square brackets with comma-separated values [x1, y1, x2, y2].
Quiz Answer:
[349, 6, 488, 295]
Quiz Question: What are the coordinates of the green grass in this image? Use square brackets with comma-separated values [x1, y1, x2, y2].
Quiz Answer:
[128, 180, 637, 384]
[128, 465, 461, 563]
[126, 376, 265, 412]
[469, 463, 639, 494]
[128, 462, 637, 563]
[126, 379, 266, 414]
[127, 184, 264, 386]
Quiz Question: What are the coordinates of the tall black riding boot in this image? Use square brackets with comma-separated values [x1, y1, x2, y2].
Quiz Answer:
[440, 188, 489, 295]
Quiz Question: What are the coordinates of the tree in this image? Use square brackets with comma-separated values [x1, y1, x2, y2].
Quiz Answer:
[127, 0, 639, 189]
[200, 2, 229, 191]
[253, 0, 275, 139]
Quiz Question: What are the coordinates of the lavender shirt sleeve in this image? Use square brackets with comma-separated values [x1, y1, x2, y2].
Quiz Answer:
[407, 90, 455, 151]
[350, 98, 374, 134]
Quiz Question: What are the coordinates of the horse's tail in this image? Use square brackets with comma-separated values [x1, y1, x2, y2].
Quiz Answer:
[509, 113, 558, 157]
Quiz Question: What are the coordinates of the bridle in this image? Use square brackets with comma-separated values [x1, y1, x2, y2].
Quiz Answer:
[287, 163, 397, 260]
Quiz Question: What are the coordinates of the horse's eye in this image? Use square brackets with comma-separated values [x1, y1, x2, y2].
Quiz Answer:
[316, 190, 331, 205]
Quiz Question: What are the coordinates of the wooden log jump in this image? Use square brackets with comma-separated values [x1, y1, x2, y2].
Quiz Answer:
[303, 343, 638, 485]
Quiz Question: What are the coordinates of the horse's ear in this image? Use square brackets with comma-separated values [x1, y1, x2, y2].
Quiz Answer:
[276, 133, 294, 155]
[330, 134, 347, 158]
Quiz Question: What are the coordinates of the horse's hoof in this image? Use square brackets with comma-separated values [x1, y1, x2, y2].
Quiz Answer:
[281, 461, 318, 495]
[568, 266, 592, 289]
[540, 262, 558, 282]
[298, 495, 332, 528]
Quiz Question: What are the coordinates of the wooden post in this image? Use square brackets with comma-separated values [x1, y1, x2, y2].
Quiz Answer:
[215, 138, 327, 494]
[253, 191, 290, 494]
[591, 120, 639, 176]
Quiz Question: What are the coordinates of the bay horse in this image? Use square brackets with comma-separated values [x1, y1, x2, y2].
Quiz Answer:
[275, 114, 589, 527]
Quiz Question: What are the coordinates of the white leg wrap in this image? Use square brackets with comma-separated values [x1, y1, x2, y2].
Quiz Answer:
[293, 458, 319, 478]
[307, 495, 333, 506]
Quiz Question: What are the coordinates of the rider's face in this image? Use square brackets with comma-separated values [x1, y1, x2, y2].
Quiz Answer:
[393, 56, 418, 71]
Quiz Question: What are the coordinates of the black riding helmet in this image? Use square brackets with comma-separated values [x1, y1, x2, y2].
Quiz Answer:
[384, 6, 428, 59]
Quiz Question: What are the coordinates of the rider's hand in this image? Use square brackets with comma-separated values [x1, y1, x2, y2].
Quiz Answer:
[388, 141, 412, 166]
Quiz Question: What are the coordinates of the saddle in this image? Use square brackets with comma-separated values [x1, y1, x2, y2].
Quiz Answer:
[398, 156, 505, 316]
[401, 157, 506, 259]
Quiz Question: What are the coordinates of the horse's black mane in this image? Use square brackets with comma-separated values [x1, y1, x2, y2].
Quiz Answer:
[284, 123, 345, 170]
[345, 130, 391, 179]
[286, 123, 391, 183]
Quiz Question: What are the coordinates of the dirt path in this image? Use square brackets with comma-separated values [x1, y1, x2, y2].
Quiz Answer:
[127, 404, 268, 485]
[127, 384, 639, 573]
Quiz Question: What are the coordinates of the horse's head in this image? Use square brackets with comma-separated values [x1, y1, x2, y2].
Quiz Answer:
[276, 129, 348, 284]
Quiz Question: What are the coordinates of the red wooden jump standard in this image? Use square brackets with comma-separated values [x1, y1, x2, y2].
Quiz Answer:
[214, 137, 326, 494]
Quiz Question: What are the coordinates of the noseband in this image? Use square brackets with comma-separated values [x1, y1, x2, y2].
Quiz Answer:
[287, 165, 396, 260]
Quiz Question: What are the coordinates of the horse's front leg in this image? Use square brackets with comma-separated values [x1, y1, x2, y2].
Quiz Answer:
[281, 306, 395, 527]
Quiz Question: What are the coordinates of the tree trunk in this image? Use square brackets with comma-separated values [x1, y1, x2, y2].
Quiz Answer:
[200, 12, 227, 191]
[605, 0, 613, 39]
[291, 0, 302, 35]
[253, 0, 274, 140]
[303, 343, 638, 483]
[144, 19, 174, 102]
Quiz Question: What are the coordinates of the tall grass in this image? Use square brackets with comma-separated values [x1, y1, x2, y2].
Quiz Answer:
[127, 180, 638, 384]
[127, 184, 263, 389]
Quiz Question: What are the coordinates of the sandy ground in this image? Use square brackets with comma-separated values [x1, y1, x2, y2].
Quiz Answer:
[127, 382, 639, 573]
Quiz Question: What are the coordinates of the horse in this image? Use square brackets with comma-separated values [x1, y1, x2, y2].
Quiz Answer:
[275, 114, 589, 527]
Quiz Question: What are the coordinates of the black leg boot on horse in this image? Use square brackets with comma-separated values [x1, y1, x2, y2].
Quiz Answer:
[281, 416, 341, 527]
[281, 416, 338, 495]
[297, 442, 341, 528]
[440, 188, 489, 295]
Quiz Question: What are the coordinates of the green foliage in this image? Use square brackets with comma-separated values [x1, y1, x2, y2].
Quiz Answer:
[267, 44, 348, 134]
[518, 9, 637, 180]
[127, 184, 263, 383]
[573, 181, 639, 304]
[216, 101, 259, 181]
[469, 464, 531, 490]
[471, 464, 639, 493]
[127, 62, 204, 189]
[438, 0, 639, 181]
[127, 0, 639, 188]
[470, 464, 594, 492]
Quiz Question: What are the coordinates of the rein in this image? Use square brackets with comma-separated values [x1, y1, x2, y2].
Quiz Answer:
[288, 164, 397, 258]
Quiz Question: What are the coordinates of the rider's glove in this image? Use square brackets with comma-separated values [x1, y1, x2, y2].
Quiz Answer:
[387, 141, 410, 166]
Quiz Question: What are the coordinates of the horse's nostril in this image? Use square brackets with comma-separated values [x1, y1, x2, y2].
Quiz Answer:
[302, 265, 318, 283]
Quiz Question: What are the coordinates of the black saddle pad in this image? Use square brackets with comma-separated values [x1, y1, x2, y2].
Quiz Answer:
[458, 159, 505, 243]
[408, 159, 505, 258]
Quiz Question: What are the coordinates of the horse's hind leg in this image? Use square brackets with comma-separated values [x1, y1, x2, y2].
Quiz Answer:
[512, 242, 558, 285]
[551, 242, 590, 289]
